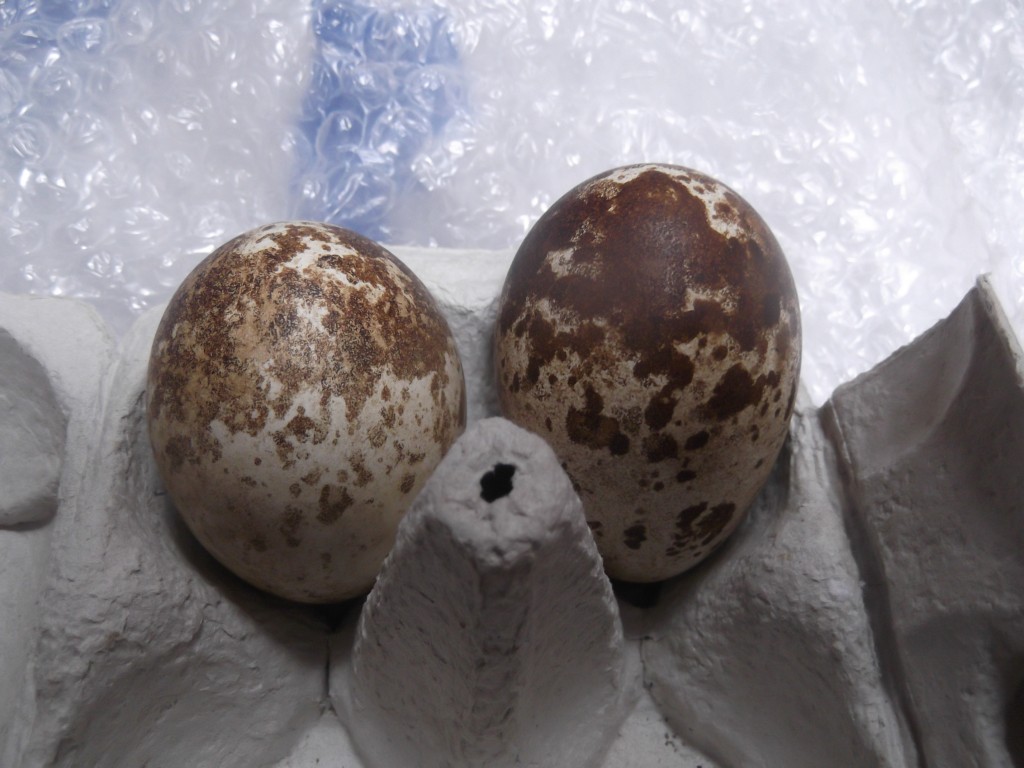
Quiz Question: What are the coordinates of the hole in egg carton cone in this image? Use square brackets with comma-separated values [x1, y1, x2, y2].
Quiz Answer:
[479, 462, 516, 502]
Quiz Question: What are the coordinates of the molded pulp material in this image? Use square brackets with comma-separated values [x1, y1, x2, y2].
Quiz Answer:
[341, 418, 635, 768]
[643, 402, 913, 768]
[0, 253, 1021, 767]
[825, 279, 1024, 768]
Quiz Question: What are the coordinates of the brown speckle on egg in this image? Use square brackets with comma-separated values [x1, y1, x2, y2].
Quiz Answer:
[494, 164, 801, 582]
[147, 221, 466, 603]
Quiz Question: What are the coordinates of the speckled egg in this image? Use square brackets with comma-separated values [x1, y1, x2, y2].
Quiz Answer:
[147, 221, 466, 603]
[494, 164, 801, 583]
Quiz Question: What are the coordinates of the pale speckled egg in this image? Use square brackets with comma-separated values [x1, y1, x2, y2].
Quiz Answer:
[494, 164, 801, 583]
[147, 221, 466, 603]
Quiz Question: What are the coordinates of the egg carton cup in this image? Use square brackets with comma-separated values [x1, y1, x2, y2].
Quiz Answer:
[0, 248, 1022, 768]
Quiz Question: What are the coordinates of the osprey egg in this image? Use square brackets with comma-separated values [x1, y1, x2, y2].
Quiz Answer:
[147, 221, 466, 603]
[494, 164, 801, 583]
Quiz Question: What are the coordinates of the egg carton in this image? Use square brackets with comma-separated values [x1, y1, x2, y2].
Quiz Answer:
[0, 248, 1022, 768]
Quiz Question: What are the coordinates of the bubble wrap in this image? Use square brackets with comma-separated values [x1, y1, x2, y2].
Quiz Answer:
[1, 0, 1022, 404]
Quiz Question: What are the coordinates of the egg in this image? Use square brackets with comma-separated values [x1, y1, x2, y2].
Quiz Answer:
[147, 221, 466, 603]
[494, 164, 801, 583]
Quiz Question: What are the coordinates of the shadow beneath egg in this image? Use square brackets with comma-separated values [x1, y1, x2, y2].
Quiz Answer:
[161, 493, 363, 633]
[611, 579, 664, 609]
[613, 433, 794, 639]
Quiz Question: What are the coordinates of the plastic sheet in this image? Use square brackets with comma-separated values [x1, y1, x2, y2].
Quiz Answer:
[292, 0, 466, 242]
[0, 0, 1022, 403]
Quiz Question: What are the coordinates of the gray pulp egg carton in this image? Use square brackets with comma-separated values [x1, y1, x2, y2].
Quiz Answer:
[0, 248, 1022, 768]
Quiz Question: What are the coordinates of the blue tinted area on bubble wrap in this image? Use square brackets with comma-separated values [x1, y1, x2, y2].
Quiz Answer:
[292, 0, 466, 243]
[0, 0, 117, 79]
[0, 1, 116, 106]
[0, 0, 115, 25]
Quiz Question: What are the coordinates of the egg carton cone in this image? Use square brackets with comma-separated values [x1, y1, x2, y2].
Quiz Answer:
[336, 417, 637, 768]
[0, 249, 1021, 768]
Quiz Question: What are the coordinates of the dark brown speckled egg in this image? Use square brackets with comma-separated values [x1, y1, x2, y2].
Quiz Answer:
[147, 221, 466, 603]
[494, 164, 801, 583]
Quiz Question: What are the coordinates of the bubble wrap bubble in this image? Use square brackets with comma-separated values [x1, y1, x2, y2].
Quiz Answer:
[0, 0, 1022, 404]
